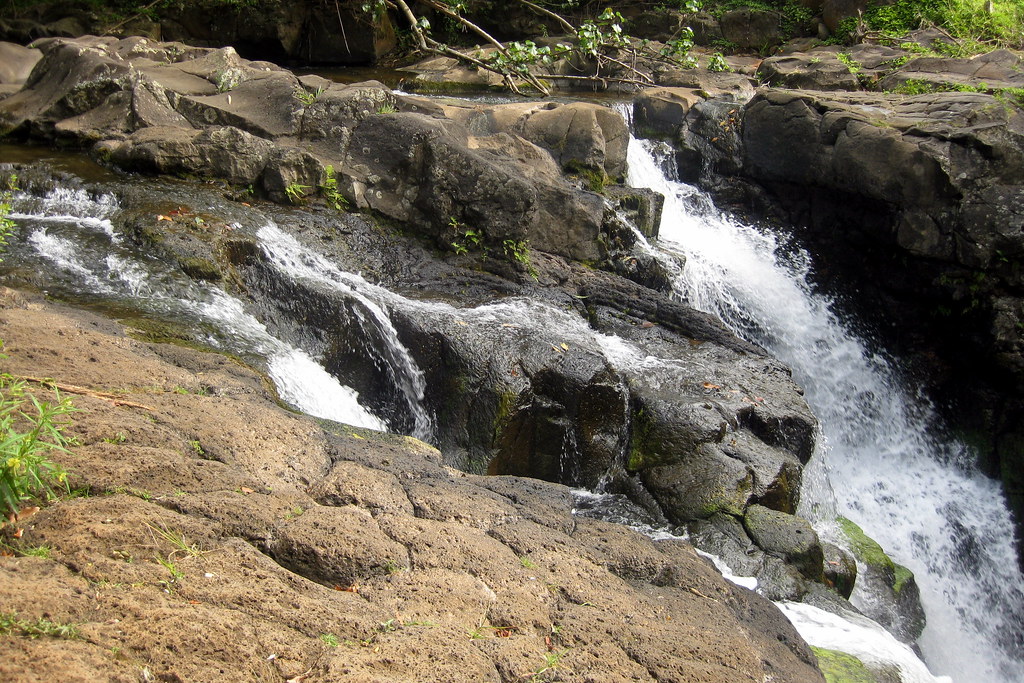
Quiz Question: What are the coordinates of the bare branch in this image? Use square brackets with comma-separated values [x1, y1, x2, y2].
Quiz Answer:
[516, 0, 576, 35]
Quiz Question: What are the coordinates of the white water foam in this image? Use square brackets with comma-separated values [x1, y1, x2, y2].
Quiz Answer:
[626, 136, 1024, 682]
[255, 222, 433, 441]
[14, 196, 386, 432]
[779, 602, 952, 683]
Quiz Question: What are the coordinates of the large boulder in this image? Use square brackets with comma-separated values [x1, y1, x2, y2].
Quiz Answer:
[0, 42, 42, 98]
[756, 54, 860, 91]
[0, 36, 637, 264]
[720, 9, 784, 49]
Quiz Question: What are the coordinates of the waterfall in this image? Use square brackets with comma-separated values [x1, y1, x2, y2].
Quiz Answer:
[625, 137, 1024, 682]
[254, 222, 433, 441]
[8, 187, 388, 432]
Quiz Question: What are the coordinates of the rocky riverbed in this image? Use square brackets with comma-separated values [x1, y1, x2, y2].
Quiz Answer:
[0, 15, 1020, 679]
[0, 287, 824, 682]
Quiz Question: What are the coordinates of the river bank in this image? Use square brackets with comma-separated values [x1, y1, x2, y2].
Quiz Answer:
[0, 286, 823, 682]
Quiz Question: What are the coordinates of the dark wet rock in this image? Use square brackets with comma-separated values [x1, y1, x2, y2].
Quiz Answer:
[643, 86, 1024, 515]
[838, 517, 927, 643]
[743, 504, 824, 583]
[756, 53, 860, 91]
[823, 541, 858, 599]
[720, 9, 784, 49]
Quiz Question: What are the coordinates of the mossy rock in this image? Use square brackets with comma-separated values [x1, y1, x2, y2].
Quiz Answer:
[178, 256, 223, 281]
[811, 647, 877, 683]
[837, 516, 895, 573]
[744, 504, 824, 581]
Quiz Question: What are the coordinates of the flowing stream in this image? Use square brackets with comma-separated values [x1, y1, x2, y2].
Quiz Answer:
[7, 185, 390, 432]
[625, 137, 1024, 682]
[6, 130, 1024, 681]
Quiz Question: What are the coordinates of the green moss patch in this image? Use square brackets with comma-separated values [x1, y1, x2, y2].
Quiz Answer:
[811, 646, 876, 683]
[837, 516, 895, 573]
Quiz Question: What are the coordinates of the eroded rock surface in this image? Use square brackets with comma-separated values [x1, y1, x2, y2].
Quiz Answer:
[0, 288, 824, 683]
[0, 36, 630, 263]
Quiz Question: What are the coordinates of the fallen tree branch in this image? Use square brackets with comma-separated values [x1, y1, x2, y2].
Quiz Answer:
[389, 0, 550, 95]
[101, 0, 163, 35]
[14, 376, 155, 411]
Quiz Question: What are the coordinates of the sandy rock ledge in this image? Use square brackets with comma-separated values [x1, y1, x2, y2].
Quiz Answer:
[0, 288, 823, 682]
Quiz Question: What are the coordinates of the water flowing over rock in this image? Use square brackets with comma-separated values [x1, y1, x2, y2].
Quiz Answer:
[1, 31, 980, 680]
[642, 82, 1024, 539]
[0, 289, 826, 682]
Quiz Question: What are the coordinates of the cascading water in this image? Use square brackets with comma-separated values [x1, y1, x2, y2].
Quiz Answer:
[254, 222, 433, 441]
[7, 186, 391, 432]
[625, 136, 1024, 682]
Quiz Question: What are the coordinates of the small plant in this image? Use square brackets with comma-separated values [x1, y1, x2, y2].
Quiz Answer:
[0, 612, 79, 639]
[148, 524, 203, 559]
[187, 440, 205, 457]
[102, 432, 127, 444]
[376, 103, 398, 114]
[319, 632, 340, 647]
[502, 239, 527, 262]
[0, 539, 51, 558]
[529, 648, 570, 682]
[836, 52, 862, 74]
[519, 555, 538, 569]
[449, 218, 482, 255]
[319, 165, 349, 211]
[706, 52, 731, 72]
[382, 558, 405, 574]
[156, 556, 184, 590]
[0, 369, 75, 528]
[284, 183, 311, 204]
[292, 85, 324, 107]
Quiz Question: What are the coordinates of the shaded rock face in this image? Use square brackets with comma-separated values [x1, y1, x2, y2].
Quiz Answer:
[0, 36, 630, 263]
[0, 0, 397, 65]
[647, 85, 1024, 538]
[0, 288, 826, 683]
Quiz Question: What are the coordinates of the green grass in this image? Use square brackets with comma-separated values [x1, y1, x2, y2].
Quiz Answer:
[148, 523, 203, 559]
[0, 612, 79, 639]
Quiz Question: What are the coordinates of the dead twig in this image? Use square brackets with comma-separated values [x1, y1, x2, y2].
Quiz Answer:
[14, 376, 155, 411]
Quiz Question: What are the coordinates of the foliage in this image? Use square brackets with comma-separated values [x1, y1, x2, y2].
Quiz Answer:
[847, 0, 1024, 50]
[0, 371, 75, 526]
[284, 182, 311, 204]
[706, 52, 731, 72]
[660, 27, 698, 67]
[836, 52, 862, 74]
[292, 85, 324, 107]
[319, 165, 349, 211]
[0, 173, 16, 254]
[529, 648, 570, 682]
[502, 238, 531, 265]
